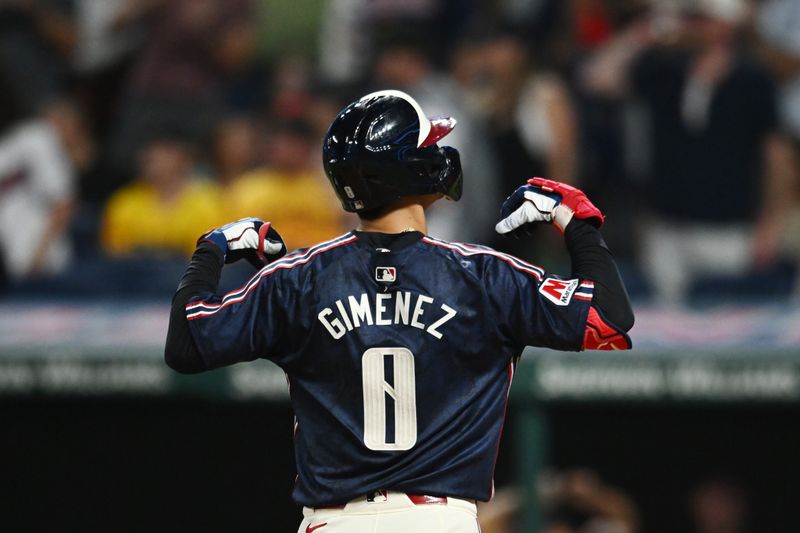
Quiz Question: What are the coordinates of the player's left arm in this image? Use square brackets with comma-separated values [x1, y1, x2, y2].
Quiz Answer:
[164, 218, 287, 373]
[496, 178, 634, 350]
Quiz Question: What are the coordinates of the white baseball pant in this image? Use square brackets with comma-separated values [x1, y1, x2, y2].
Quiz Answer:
[297, 491, 481, 533]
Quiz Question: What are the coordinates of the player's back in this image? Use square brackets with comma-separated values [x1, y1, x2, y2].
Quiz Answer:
[185, 228, 590, 507]
[272, 230, 541, 507]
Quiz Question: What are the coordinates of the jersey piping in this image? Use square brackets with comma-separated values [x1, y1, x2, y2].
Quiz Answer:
[421, 236, 546, 281]
[186, 233, 358, 320]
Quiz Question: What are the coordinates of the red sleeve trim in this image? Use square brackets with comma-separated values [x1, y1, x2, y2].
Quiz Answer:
[185, 233, 357, 320]
[583, 306, 632, 350]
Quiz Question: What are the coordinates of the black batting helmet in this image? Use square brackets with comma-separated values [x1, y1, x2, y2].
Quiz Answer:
[322, 90, 463, 213]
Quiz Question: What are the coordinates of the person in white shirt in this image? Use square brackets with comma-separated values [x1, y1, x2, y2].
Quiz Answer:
[0, 109, 75, 284]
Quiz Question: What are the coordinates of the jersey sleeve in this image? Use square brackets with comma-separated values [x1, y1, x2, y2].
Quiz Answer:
[489, 256, 595, 351]
[183, 266, 292, 369]
[487, 253, 632, 351]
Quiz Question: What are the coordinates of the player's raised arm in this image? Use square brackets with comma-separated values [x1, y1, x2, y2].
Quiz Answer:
[495, 177, 634, 350]
[164, 218, 287, 373]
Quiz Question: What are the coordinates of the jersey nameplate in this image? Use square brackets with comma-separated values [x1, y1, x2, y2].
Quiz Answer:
[539, 277, 580, 306]
[318, 291, 457, 340]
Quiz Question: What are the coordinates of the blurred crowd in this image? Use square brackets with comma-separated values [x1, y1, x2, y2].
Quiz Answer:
[1, 0, 800, 304]
[480, 470, 750, 533]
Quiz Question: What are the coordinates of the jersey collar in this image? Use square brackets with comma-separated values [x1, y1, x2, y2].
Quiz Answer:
[351, 230, 425, 252]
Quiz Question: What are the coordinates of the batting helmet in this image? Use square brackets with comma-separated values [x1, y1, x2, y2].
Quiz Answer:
[322, 90, 463, 213]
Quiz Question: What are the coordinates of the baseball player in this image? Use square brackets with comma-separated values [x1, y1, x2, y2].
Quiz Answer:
[165, 90, 634, 533]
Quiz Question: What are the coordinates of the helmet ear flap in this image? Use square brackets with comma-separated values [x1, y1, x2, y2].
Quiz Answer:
[438, 146, 463, 201]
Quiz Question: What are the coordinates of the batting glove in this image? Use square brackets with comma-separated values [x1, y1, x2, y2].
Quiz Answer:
[495, 177, 604, 236]
[199, 218, 287, 268]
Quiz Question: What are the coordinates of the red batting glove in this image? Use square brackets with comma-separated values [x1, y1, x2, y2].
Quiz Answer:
[528, 177, 605, 228]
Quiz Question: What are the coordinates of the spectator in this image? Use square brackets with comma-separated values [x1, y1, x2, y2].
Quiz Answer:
[568, 1, 652, 263]
[772, 143, 800, 300]
[453, 31, 579, 195]
[477, 488, 523, 533]
[0, 101, 76, 287]
[317, 0, 472, 84]
[224, 118, 344, 251]
[317, 0, 370, 84]
[372, 30, 499, 243]
[477, 470, 639, 533]
[0, 1, 74, 111]
[755, 0, 800, 298]
[71, 0, 151, 140]
[211, 116, 259, 187]
[42, 99, 103, 259]
[305, 84, 354, 142]
[582, 0, 792, 305]
[45, 100, 96, 182]
[72, 0, 150, 75]
[540, 469, 639, 533]
[110, 0, 256, 176]
[451, 31, 578, 265]
[127, 0, 255, 103]
[101, 132, 222, 258]
[268, 55, 315, 121]
[689, 479, 749, 533]
[757, 0, 800, 142]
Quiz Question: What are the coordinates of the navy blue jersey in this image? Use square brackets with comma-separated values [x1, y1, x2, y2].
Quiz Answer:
[185, 231, 593, 506]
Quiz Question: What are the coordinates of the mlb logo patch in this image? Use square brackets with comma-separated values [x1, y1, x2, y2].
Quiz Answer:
[539, 277, 580, 306]
[375, 267, 396, 282]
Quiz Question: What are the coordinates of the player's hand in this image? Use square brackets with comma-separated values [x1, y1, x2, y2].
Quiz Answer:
[495, 177, 604, 235]
[199, 218, 287, 268]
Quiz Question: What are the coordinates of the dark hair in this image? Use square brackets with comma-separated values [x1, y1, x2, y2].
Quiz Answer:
[356, 205, 388, 221]
[138, 120, 196, 153]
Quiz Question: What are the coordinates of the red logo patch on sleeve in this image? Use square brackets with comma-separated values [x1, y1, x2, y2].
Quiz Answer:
[539, 277, 580, 306]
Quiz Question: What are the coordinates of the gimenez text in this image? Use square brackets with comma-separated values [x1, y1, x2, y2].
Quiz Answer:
[318, 291, 457, 340]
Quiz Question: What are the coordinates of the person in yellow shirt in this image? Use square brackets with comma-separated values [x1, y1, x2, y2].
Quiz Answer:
[102, 134, 224, 257]
[225, 118, 346, 251]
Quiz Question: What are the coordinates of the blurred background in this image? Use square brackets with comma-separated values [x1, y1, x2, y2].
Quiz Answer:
[1, 0, 800, 531]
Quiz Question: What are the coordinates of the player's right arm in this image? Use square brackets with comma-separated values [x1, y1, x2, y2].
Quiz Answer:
[494, 178, 634, 351]
[164, 218, 287, 374]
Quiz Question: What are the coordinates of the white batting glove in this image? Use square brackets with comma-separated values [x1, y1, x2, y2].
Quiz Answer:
[199, 218, 287, 267]
[495, 187, 574, 235]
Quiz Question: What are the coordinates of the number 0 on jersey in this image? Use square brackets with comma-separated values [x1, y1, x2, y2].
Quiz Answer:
[362, 347, 418, 451]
